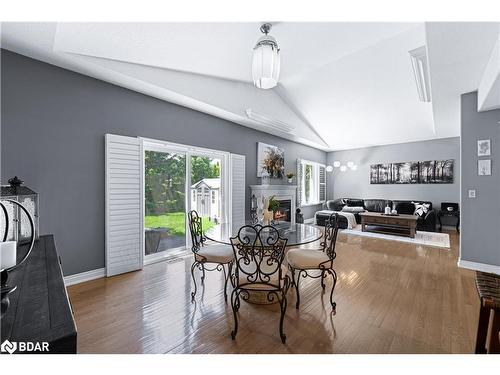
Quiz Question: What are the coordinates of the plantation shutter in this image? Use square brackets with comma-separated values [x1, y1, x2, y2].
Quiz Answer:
[296, 158, 304, 207]
[105, 134, 144, 277]
[319, 165, 326, 203]
[230, 154, 246, 223]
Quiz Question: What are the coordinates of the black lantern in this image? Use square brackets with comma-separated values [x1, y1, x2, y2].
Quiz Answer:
[0, 176, 39, 242]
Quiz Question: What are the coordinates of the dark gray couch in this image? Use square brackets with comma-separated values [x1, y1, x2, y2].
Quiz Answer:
[315, 198, 437, 232]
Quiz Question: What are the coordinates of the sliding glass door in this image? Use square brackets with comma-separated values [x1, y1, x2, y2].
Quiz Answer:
[190, 154, 222, 235]
[143, 141, 228, 262]
[144, 149, 187, 257]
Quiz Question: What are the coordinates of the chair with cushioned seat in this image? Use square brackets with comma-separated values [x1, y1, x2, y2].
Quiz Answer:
[188, 210, 234, 302]
[229, 224, 290, 343]
[287, 212, 339, 313]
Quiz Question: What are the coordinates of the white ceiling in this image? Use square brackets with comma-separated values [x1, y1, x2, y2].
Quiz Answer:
[1, 22, 499, 150]
[53, 22, 419, 83]
[281, 24, 436, 150]
[426, 22, 500, 137]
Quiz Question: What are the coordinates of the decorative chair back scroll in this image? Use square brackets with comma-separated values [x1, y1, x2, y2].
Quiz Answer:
[188, 210, 205, 252]
[230, 224, 288, 289]
[320, 212, 339, 265]
[229, 223, 290, 343]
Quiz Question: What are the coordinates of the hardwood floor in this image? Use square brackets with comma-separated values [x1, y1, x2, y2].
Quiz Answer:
[67, 229, 478, 354]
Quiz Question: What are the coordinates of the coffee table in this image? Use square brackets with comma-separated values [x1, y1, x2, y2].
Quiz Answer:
[360, 212, 418, 238]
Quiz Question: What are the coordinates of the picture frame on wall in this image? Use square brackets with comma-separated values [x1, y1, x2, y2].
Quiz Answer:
[478, 159, 491, 176]
[477, 139, 491, 156]
[256, 142, 285, 179]
[369, 159, 454, 184]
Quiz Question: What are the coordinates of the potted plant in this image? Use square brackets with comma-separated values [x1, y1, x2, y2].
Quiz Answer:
[268, 195, 280, 212]
[286, 172, 295, 184]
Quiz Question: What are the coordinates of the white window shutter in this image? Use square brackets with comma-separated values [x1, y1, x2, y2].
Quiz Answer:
[296, 158, 303, 207]
[230, 154, 246, 223]
[319, 165, 326, 202]
[105, 134, 143, 277]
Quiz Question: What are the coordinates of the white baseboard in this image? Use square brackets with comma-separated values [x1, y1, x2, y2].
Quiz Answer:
[458, 259, 500, 275]
[304, 218, 315, 224]
[64, 268, 105, 286]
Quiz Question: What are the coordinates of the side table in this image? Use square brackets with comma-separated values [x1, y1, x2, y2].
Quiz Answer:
[438, 209, 460, 232]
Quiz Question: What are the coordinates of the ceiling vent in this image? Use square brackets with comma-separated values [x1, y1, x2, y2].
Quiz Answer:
[409, 45, 431, 102]
[245, 109, 295, 133]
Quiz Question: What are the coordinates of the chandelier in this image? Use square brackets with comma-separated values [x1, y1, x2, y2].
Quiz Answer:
[252, 23, 280, 89]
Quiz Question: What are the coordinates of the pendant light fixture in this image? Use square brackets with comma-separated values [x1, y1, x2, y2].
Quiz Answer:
[252, 23, 280, 89]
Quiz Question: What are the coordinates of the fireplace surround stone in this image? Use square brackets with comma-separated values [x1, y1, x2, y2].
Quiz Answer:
[249, 185, 297, 225]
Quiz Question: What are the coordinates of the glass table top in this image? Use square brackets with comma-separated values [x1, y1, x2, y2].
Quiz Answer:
[204, 221, 323, 247]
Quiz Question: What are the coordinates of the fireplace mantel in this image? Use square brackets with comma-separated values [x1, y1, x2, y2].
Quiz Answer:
[249, 185, 297, 224]
[250, 185, 297, 193]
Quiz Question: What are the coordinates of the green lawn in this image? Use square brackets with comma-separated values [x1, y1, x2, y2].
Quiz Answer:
[145, 212, 215, 236]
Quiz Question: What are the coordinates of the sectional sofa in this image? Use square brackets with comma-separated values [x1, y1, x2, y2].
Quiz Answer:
[315, 198, 437, 232]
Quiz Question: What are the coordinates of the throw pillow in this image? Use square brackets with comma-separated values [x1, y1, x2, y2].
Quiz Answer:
[393, 201, 415, 215]
[342, 206, 365, 213]
[326, 199, 346, 211]
[413, 202, 431, 217]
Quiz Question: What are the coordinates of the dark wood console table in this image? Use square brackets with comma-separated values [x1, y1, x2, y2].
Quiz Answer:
[1, 235, 77, 353]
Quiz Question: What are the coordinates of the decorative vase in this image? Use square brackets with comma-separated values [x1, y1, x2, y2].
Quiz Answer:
[261, 196, 273, 225]
[263, 209, 273, 225]
[261, 174, 270, 186]
[287, 178, 293, 184]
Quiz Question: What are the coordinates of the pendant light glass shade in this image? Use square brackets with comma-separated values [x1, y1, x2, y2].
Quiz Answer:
[252, 25, 280, 89]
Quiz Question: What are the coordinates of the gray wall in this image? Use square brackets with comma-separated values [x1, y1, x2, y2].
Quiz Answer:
[1, 50, 326, 275]
[327, 137, 461, 223]
[460, 91, 500, 267]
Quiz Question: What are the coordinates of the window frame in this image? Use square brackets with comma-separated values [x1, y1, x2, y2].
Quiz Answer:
[297, 158, 327, 207]
[141, 137, 230, 265]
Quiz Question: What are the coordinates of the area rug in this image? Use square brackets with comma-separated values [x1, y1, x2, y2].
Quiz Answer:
[341, 225, 450, 249]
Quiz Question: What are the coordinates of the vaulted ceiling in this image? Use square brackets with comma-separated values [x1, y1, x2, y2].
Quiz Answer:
[2, 22, 499, 150]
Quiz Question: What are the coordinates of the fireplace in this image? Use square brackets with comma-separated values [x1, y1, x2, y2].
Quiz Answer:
[249, 184, 297, 224]
[274, 199, 291, 222]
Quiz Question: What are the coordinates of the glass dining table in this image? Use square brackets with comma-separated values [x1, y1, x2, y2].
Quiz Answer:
[204, 220, 323, 305]
[204, 220, 323, 247]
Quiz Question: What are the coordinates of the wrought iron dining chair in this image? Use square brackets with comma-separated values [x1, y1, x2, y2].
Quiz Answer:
[286, 212, 339, 313]
[229, 224, 291, 343]
[188, 210, 234, 302]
